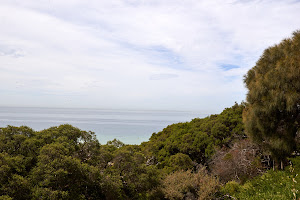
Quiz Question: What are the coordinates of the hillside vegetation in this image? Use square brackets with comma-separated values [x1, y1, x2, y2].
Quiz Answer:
[0, 103, 297, 199]
[0, 103, 242, 199]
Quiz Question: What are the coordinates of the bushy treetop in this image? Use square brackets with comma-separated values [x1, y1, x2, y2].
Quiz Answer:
[243, 30, 300, 162]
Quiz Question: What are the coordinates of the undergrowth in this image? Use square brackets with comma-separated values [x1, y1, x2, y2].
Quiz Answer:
[221, 157, 300, 200]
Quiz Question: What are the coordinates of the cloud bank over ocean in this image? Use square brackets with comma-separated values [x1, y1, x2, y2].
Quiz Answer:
[0, 0, 299, 112]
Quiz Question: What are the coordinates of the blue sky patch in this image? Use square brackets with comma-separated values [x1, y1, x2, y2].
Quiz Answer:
[221, 64, 240, 71]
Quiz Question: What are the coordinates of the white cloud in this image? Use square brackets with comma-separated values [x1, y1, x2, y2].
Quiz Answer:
[0, 0, 299, 112]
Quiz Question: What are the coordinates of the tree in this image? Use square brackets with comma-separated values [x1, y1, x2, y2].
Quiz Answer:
[243, 30, 300, 168]
[0, 126, 36, 199]
[106, 145, 161, 199]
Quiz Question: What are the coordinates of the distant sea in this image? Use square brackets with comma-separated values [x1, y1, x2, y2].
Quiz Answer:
[0, 107, 208, 144]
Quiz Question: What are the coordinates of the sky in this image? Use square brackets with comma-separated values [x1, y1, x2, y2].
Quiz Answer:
[0, 0, 300, 114]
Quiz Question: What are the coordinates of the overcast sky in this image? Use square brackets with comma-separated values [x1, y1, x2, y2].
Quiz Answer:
[0, 0, 299, 113]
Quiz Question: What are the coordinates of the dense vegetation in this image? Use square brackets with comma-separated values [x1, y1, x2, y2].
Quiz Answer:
[0, 125, 164, 199]
[1, 31, 299, 199]
[243, 30, 300, 168]
[0, 103, 250, 200]
[141, 102, 245, 172]
[222, 157, 300, 200]
[1, 102, 296, 200]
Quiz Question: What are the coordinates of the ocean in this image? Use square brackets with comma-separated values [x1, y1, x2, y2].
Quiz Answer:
[0, 107, 208, 144]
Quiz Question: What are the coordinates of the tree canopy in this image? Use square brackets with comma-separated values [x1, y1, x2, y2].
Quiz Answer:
[0, 103, 246, 199]
[142, 102, 245, 171]
[243, 30, 300, 164]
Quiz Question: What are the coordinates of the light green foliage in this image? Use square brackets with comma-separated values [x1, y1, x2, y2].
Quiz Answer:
[223, 157, 300, 200]
[243, 30, 300, 163]
[0, 196, 12, 200]
[221, 181, 240, 194]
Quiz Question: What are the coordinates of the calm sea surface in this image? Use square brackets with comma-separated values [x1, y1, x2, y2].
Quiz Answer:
[0, 107, 208, 144]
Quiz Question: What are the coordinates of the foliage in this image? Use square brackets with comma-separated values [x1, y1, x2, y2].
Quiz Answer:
[0, 96, 298, 199]
[243, 30, 300, 163]
[104, 145, 162, 199]
[106, 138, 125, 148]
[0, 124, 161, 200]
[0, 104, 246, 199]
[142, 103, 245, 171]
[163, 153, 194, 173]
[161, 168, 219, 200]
[222, 157, 300, 200]
[0, 196, 12, 200]
[221, 181, 240, 194]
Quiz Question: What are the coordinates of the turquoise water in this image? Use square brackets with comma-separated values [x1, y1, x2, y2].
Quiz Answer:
[0, 107, 208, 144]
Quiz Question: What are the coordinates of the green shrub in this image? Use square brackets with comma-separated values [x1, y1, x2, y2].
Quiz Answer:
[0, 196, 13, 200]
[227, 157, 300, 200]
[221, 181, 240, 194]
